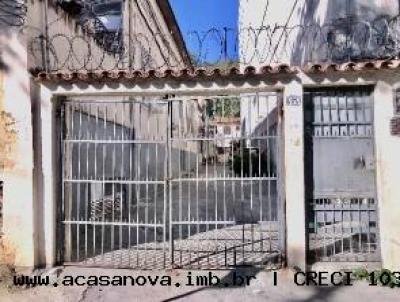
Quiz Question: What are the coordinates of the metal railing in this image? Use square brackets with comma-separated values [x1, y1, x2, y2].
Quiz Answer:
[60, 94, 285, 269]
[308, 197, 380, 262]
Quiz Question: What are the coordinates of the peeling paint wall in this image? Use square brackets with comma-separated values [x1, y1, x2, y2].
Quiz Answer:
[0, 69, 3, 237]
[0, 32, 35, 267]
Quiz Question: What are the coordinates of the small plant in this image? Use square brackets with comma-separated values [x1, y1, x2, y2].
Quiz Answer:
[369, 269, 400, 288]
[0, 238, 17, 290]
[352, 267, 369, 280]
[352, 268, 400, 288]
[0, 239, 16, 267]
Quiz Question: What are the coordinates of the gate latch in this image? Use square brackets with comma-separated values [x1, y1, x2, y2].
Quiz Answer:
[354, 155, 374, 170]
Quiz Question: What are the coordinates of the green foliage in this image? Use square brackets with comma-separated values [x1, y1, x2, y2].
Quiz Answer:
[206, 97, 240, 118]
[369, 269, 400, 288]
[352, 268, 369, 280]
[352, 268, 400, 288]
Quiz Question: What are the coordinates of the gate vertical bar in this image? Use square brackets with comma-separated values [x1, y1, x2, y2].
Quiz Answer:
[167, 100, 174, 268]
[278, 94, 286, 264]
[60, 102, 66, 263]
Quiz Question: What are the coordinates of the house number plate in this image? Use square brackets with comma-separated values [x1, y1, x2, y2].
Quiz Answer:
[286, 95, 302, 106]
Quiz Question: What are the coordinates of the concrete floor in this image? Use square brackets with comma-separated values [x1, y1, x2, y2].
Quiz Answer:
[0, 267, 399, 302]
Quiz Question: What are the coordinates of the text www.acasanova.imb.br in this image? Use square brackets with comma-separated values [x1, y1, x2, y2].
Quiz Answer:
[13, 272, 256, 287]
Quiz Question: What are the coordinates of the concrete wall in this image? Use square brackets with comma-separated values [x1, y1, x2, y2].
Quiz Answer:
[0, 32, 35, 267]
[0, 0, 126, 268]
[282, 80, 306, 270]
[31, 70, 400, 270]
[26, 0, 121, 72]
[124, 0, 188, 70]
[239, 0, 400, 66]
[24, 0, 188, 72]
[374, 80, 400, 271]
[0, 55, 4, 236]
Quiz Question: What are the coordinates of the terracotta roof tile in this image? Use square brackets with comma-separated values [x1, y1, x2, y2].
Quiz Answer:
[34, 60, 400, 82]
[34, 64, 297, 82]
[303, 59, 400, 73]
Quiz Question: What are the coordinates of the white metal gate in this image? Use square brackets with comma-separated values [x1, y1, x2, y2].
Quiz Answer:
[304, 87, 381, 263]
[60, 93, 285, 269]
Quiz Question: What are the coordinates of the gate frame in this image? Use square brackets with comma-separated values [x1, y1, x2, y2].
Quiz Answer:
[53, 87, 288, 270]
[303, 85, 382, 264]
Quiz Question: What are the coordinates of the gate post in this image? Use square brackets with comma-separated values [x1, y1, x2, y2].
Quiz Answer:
[283, 80, 307, 271]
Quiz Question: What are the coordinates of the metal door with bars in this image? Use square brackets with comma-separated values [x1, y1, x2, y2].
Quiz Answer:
[304, 87, 381, 263]
[60, 93, 285, 269]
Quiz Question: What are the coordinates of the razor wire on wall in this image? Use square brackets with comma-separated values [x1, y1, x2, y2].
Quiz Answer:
[29, 16, 400, 72]
[5, 0, 400, 71]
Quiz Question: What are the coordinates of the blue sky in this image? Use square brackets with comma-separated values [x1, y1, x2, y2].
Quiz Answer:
[169, 0, 239, 64]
